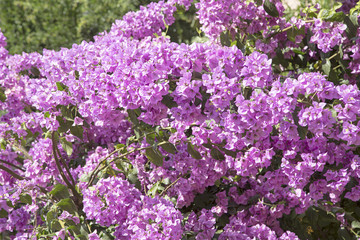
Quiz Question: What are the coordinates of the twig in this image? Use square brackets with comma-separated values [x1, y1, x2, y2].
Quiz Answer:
[328, 51, 339, 61]
[55, 145, 76, 187]
[0, 164, 24, 180]
[266, 19, 316, 39]
[11, 141, 32, 161]
[86, 148, 124, 187]
[87, 141, 169, 187]
[159, 173, 187, 197]
[51, 132, 82, 207]
[0, 159, 25, 171]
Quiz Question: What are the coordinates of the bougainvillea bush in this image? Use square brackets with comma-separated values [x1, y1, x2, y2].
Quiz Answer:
[1, 0, 360, 239]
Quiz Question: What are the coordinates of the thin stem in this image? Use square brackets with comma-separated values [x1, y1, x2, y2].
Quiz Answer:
[30, 198, 38, 240]
[52, 132, 82, 207]
[0, 163, 49, 196]
[87, 148, 123, 187]
[11, 141, 32, 161]
[87, 141, 169, 187]
[55, 145, 76, 187]
[266, 19, 316, 39]
[328, 52, 339, 61]
[0, 164, 24, 180]
[159, 173, 187, 197]
[333, 64, 342, 70]
[0, 159, 25, 171]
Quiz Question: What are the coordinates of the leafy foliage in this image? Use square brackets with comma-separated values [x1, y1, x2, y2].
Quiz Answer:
[0, 0, 360, 239]
[0, 0, 157, 54]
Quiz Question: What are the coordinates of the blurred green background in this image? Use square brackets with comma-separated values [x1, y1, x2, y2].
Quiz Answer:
[0, 0, 338, 55]
[0, 0, 198, 54]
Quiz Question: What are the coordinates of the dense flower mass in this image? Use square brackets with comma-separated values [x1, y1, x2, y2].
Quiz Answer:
[0, 0, 360, 239]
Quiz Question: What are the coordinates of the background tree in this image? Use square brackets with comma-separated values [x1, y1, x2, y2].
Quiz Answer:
[0, 0, 164, 54]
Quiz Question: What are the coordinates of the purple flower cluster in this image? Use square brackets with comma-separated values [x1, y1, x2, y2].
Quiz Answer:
[348, 28, 360, 74]
[241, 51, 273, 88]
[310, 19, 347, 53]
[1, 0, 360, 239]
[82, 177, 143, 227]
[184, 209, 216, 239]
[110, 1, 176, 39]
[0, 29, 7, 79]
[82, 177, 183, 239]
[219, 210, 300, 240]
[195, 0, 284, 40]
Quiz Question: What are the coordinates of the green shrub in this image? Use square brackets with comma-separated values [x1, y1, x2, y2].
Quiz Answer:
[0, 0, 157, 54]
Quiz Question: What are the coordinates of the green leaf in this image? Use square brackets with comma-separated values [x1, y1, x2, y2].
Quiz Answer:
[217, 214, 230, 228]
[203, 142, 212, 149]
[56, 82, 68, 91]
[286, 27, 304, 43]
[64, 218, 78, 227]
[328, 69, 339, 85]
[0, 139, 5, 150]
[127, 109, 139, 126]
[263, 0, 279, 17]
[187, 142, 202, 159]
[145, 147, 164, 167]
[319, 9, 345, 21]
[160, 142, 177, 154]
[352, 221, 360, 229]
[220, 31, 231, 47]
[0, 88, 6, 102]
[128, 172, 141, 190]
[50, 184, 70, 200]
[318, 9, 330, 19]
[6, 200, 14, 208]
[243, 87, 253, 100]
[273, 51, 289, 69]
[333, 2, 343, 11]
[344, 15, 358, 39]
[161, 94, 178, 108]
[322, 59, 331, 75]
[44, 111, 50, 118]
[51, 219, 62, 231]
[210, 148, 225, 161]
[105, 166, 117, 177]
[19, 194, 32, 205]
[79, 225, 90, 238]
[297, 125, 308, 140]
[354, 207, 360, 218]
[293, 48, 305, 55]
[155, 126, 161, 135]
[337, 227, 352, 240]
[60, 105, 74, 120]
[0, 208, 8, 218]
[146, 133, 156, 145]
[115, 143, 125, 149]
[67, 225, 81, 235]
[57, 116, 73, 133]
[75, 235, 88, 240]
[215, 179, 221, 187]
[292, 107, 308, 140]
[30, 66, 40, 77]
[134, 128, 141, 140]
[57, 198, 77, 214]
[70, 125, 84, 139]
[339, 45, 344, 59]
[74, 70, 80, 80]
[46, 209, 57, 227]
[324, 12, 345, 22]
[221, 148, 237, 158]
[61, 138, 73, 156]
[148, 181, 164, 197]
